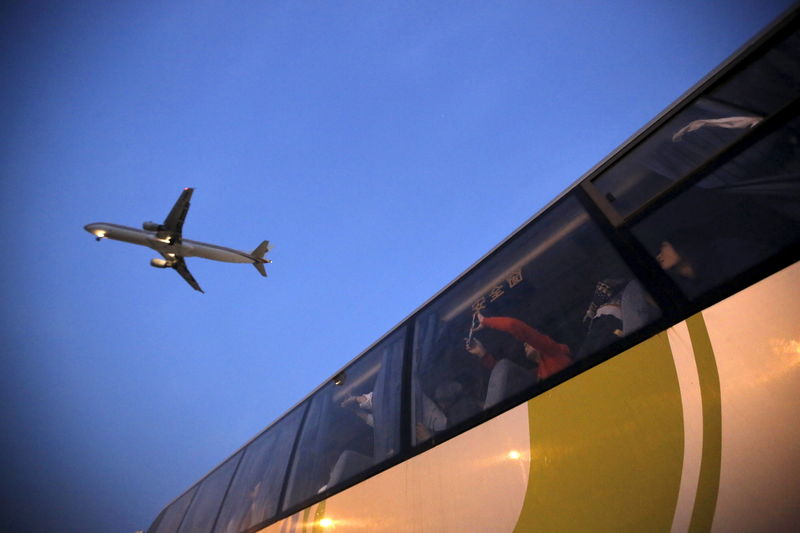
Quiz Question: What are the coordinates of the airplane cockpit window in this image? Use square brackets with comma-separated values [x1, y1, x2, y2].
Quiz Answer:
[282, 328, 405, 510]
[411, 196, 661, 445]
[212, 406, 305, 533]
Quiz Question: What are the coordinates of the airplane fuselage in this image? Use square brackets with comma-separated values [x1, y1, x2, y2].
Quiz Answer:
[84, 222, 260, 264]
[85, 188, 270, 292]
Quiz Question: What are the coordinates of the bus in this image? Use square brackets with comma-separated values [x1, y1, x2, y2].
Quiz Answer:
[147, 7, 800, 533]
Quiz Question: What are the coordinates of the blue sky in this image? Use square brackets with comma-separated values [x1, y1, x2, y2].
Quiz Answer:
[0, 1, 794, 531]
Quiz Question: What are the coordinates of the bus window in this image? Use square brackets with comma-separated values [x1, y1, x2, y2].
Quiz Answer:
[176, 453, 241, 533]
[592, 28, 800, 218]
[633, 117, 800, 299]
[212, 406, 305, 533]
[148, 486, 196, 533]
[712, 30, 800, 118]
[411, 196, 661, 445]
[592, 101, 765, 217]
[282, 328, 404, 510]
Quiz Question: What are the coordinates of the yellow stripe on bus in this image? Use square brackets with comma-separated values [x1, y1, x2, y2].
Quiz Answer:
[686, 313, 722, 533]
[514, 332, 684, 532]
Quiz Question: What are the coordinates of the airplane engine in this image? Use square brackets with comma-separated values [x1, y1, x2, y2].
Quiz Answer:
[150, 258, 174, 269]
[142, 221, 164, 231]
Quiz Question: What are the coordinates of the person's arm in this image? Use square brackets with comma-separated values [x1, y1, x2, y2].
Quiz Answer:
[482, 316, 570, 359]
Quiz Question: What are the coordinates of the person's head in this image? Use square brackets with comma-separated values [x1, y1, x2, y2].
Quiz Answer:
[434, 381, 463, 409]
[656, 241, 682, 270]
[655, 230, 705, 279]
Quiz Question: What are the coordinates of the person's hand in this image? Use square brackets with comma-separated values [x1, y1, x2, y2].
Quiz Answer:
[465, 337, 488, 358]
[415, 422, 432, 441]
[473, 311, 486, 331]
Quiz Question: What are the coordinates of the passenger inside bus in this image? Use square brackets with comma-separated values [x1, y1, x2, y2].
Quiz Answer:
[412, 198, 664, 444]
[283, 332, 403, 508]
[635, 117, 800, 299]
[465, 311, 571, 408]
[577, 277, 659, 359]
[313, 377, 377, 494]
[415, 380, 483, 441]
[340, 391, 375, 427]
[654, 231, 715, 296]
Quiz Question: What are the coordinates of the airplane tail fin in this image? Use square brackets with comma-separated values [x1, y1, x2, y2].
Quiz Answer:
[251, 240, 272, 277]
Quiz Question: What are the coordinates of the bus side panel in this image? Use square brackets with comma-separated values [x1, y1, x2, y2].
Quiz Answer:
[514, 332, 685, 532]
[264, 334, 686, 533]
[403, 402, 531, 532]
[703, 262, 800, 532]
[260, 403, 531, 533]
[260, 263, 800, 533]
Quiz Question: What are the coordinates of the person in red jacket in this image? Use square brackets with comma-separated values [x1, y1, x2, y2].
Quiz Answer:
[466, 311, 571, 381]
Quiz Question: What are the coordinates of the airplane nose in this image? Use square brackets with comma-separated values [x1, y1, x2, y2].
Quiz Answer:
[84, 223, 106, 239]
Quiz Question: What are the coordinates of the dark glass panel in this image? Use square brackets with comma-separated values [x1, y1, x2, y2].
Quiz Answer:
[712, 31, 800, 116]
[633, 117, 800, 299]
[593, 100, 764, 217]
[411, 197, 660, 445]
[593, 27, 800, 218]
[148, 487, 197, 533]
[177, 453, 242, 533]
[282, 328, 404, 510]
[212, 407, 305, 533]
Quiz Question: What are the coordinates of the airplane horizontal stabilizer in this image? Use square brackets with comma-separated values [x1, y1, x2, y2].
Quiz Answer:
[253, 262, 267, 277]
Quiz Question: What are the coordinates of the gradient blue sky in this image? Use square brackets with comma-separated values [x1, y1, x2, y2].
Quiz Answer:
[1, 1, 794, 531]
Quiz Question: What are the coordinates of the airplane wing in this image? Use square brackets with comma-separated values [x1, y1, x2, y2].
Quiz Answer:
[156, 188, 194, 243]
[167, 255, 204, 293]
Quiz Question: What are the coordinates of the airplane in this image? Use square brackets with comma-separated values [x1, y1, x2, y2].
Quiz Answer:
[84, 188, 271, 293]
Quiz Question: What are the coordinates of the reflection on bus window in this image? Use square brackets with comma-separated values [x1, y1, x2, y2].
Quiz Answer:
[177, 453, 241, 533]
[282, 329, 404, 510]
[149, 487, 196, 533]
[593, 28, 800, 217]
[411, 197, 660, 444]
[212, 407, 305, 533]
[593, 103, 764, 217]
[634, 117, 800, 299]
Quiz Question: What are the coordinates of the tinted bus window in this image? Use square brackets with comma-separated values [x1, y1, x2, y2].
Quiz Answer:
[213, 407, 305, 533]
[411, 196, 660, 444]
[149, 487, 196, 533]
[177, 453, 242, 533]
[712, 30, 800, 117]
[593, 28, 800, 218]
[633, 117, 800, 299]
[592, 100, 764, 217]
[283, 329, 405, 510]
